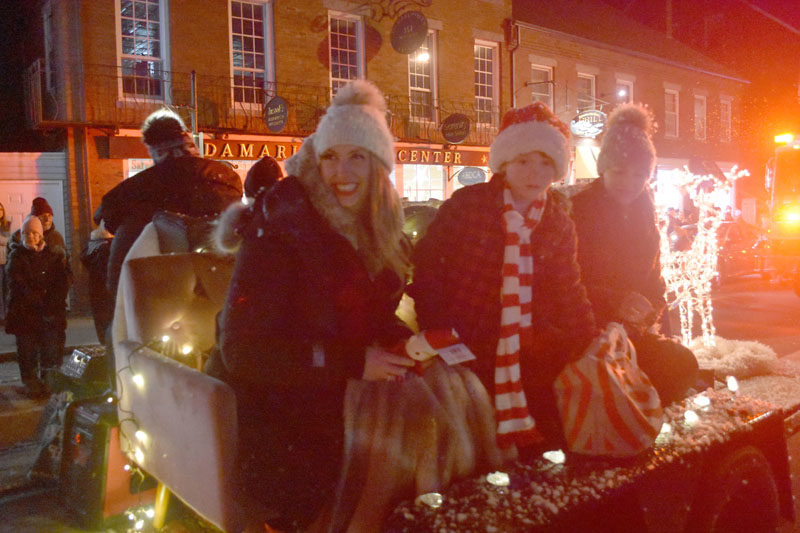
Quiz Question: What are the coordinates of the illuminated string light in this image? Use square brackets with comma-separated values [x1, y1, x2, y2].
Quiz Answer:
[132, 374, 145, 387]
[654, 167, 749, 348]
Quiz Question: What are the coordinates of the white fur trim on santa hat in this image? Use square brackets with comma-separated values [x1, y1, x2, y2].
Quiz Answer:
[489, 120, 569, 179]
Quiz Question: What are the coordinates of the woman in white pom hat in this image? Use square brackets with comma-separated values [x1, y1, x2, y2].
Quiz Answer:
[570, 103, 698, 405]
[210, 80, 414, 530]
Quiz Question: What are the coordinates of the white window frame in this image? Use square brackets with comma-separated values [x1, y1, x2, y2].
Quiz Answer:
[328, 11, 364, 96]
[664, 88, 680, 138]
[115, 0, 171, 102]
[576, 73, 596, 111]
[694, 94, 707, 141]
[719, 96, 732, 143]
[530, 64, 553, 110]
[474, 39, 498, 127]
[408, 30, 438, 124]
[228, 0, 275, 109]
[616, 79, 634, 104]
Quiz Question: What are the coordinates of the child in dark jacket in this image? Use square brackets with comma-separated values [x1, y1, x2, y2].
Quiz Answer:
[409, 102, 598, 454]
[5, 215, 71, 397]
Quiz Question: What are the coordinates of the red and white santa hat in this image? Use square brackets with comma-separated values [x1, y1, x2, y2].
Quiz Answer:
[488, 102, 570, 179]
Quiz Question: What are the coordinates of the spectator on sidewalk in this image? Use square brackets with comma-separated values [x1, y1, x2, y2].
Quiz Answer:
[93, 108, 243, 299]
[0, 202, 10, 323]
[5, 215, 71, 398]
[570, 103, 698, 405]
[80, 221, 114, 345]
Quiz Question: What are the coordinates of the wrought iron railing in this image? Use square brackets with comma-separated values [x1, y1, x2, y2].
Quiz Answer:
[25, 61, 502, 146]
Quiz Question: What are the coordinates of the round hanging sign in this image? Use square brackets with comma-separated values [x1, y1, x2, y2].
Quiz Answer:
[457, 166, 486, 186]
[441, 113, 471, 144]
[569, 109, 606, 138]
[391, 11, 428, 54]
[264, 96, 289, 133]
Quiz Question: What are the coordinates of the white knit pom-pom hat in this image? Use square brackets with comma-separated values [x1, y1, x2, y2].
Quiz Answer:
[489, 101, 570, 178]
[312, 80, 395, 170]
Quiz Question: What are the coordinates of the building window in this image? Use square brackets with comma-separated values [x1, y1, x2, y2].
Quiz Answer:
[694, 94, 707, 140]
[530, 65, 553, 109]
[576, 73, 596, 111]
[474, 41, 498, 126]
[329, 13, 363, 95]
[119, 0, 167, 98]
[616, 79, 633, 104]
[231, 1, 273, 105]
[720, 97, 732, 143]
[403, 164, 445, 201]
[664, 89, 679, 138]
[409, 31, 436, 121]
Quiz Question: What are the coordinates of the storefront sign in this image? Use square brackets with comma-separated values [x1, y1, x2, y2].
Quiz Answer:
[457, 166, 486, 185]
[391, 11, 428, 54]
[569, 109, 606, 139]
[395, 147, 488, 166]
[440, 113, 471, 144]
[264, 96, 289, 133]
[569, 110, 607, 138]
[203, 140, 301, 160]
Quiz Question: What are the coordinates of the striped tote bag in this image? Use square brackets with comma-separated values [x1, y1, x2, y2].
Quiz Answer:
[553, 322, 663, 457]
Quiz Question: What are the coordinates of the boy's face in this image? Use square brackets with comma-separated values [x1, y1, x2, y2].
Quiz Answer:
[504, 151, 556, 207]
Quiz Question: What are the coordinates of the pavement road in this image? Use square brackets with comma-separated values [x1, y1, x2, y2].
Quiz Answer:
[711, 275, 800, 358]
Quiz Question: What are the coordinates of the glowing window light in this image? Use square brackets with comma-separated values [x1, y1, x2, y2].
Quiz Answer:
[416, 51, 430, 62]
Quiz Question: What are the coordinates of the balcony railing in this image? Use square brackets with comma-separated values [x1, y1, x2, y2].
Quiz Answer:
[25, 61, 501, 147]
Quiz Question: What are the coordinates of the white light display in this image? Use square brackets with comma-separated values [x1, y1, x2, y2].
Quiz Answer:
[654, 167, 748, 348]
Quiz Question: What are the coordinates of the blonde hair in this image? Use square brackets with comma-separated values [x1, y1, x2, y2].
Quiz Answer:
[359, 153, 410, 280]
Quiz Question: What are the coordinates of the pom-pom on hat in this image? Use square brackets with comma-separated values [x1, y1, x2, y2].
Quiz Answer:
[30, 197, 53, 217]
[489, 102, 570, 178]
[596, 103, 656, 176]
[312, 80, 395, 170]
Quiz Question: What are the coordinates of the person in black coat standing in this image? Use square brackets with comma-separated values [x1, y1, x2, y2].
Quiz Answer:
[80, 221, 114, 345]
[5, 215, 71, 398]
[93, 108, 243, 299]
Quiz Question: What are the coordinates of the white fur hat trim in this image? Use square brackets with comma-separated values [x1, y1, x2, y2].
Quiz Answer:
[489, 120, 569, 179]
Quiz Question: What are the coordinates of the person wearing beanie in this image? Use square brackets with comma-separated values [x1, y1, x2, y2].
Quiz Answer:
[244, 155, 283, 199]
[93, 107, 243, 300]
[207, 79, 416, 530]
[5, 215, 71, 398]
[570, 103, 698, 405]
[409, 102, 598, 455]
[7, 197, 66, 259]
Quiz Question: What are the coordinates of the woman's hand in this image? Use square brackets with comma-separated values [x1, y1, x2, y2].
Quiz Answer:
[616, 291, 655, 328]
[362, 345, 414, 381]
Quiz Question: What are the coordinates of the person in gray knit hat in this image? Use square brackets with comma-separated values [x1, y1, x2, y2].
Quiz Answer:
[210, 80, 413, 530]
[571, 103, 698, 406]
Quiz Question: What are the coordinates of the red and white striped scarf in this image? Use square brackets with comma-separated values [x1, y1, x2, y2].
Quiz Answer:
[495, 187, 546, 449]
